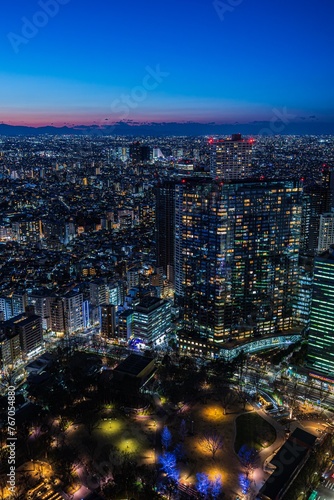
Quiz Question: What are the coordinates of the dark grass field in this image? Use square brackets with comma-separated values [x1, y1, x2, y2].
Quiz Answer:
[234, 411, 276, 452]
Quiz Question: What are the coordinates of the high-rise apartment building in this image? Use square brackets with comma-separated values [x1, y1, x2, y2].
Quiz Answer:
[300, 168, 333, 257]
[90, 280, 109, 307]
[118, 310, 134, 340]
[108, 281, 124, 306]
[0, 297, 13, 321]
[321, 165, 334, 212]
[308, 246, 334, 377]
[1, 312, 43, 357]
[175, 177, 302, 344]
[155, 180, 175, 281]
[318, 211, 334, 253]
[210, 134, 253, 180]
[28, 291, 52, 330]
[100, 304, 116, 339]
[12, 292, 27, 317]
[63, 291, 84, 335]
[0, 330, 21, 369]
[50, 297, 65, 335]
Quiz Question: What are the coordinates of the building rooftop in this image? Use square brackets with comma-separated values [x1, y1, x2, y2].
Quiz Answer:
[3, 312, 40, 327]
[114, 353, 154, 377]
[259, 427, 317, 500]
[135, 296, 165, 312]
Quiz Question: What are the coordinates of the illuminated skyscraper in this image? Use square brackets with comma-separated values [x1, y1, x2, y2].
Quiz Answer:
[318, 211, 334, 253]
[175, 178, 302, 344]
[155, 180, 175, 282]
[308, 247, 334, 377]
[210, 134, 253, 180]
[63, 291, 84, 335]
[300, 167, 334, 257]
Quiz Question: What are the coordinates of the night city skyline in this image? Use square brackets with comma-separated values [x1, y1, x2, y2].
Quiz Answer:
[0, 0, 334, 131]
[1, 1, 334, 500]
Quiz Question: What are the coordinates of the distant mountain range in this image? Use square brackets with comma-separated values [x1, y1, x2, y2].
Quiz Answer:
[0, 121, 333, 136]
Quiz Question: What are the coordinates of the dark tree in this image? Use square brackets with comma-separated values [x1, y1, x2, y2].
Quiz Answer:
[196, 472, 211, 497]
[199, 432, 224, 460]
[238, 444, 258, 473]
[161, 425, 172, 450]
[211, 474, 223, 499]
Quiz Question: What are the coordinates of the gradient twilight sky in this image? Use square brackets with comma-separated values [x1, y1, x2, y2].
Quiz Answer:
[1, 0, 334, 127]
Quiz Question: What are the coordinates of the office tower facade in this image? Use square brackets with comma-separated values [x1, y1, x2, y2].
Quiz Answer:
[318, 211, 334, 253]
[175, 178, 302, 343]
[210, 134, 253, 180]
[133, 297, 171, 347]
[308, 247, 334, 376]
[155, 180, 175, 281]
[100, 304, 116, 339]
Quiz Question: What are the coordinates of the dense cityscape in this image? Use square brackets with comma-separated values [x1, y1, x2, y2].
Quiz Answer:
[1, 0, 334, 498]
[0, 133, 333, 500]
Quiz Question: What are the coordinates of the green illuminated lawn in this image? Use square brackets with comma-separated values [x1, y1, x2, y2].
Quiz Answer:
[94, 418, 146, 454]
[98, 419, 124, 436]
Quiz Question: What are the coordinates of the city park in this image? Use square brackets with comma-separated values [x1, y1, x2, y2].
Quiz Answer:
[0, 345, 333, 499]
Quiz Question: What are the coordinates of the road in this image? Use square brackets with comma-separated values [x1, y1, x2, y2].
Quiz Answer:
[244, 367, 334, 412]
[313, 465, 334, 500]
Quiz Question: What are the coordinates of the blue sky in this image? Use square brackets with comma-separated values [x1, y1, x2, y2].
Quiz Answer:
[1, 0, 333, 127]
